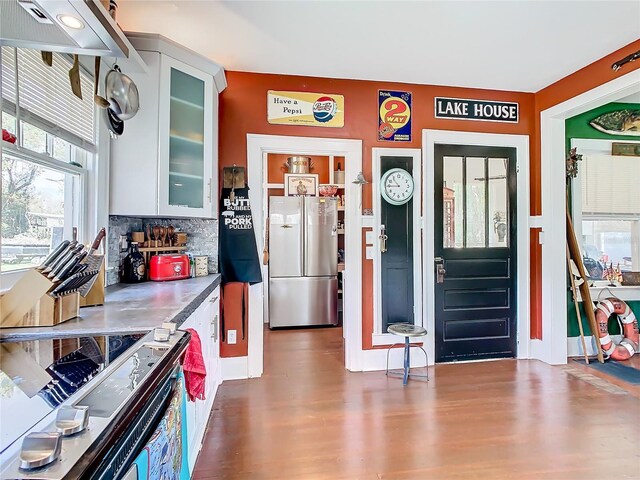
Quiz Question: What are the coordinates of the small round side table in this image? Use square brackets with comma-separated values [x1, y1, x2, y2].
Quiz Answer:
[386, 323, 429, 385]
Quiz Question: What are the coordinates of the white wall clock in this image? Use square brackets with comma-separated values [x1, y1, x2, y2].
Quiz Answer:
[380, 168, 414, 205]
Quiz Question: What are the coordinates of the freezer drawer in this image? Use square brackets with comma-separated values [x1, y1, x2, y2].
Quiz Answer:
[269, 277, 338, 327]
[269, 196, 303, 277]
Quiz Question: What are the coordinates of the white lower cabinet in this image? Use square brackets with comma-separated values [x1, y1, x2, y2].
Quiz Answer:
[181, 286, 221, 474]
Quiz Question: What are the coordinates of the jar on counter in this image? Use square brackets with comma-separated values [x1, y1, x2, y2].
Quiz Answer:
[122, 242, 146, 282]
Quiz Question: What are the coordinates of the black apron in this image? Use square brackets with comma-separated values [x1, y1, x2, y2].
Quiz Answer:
[218, 187, 262, 285]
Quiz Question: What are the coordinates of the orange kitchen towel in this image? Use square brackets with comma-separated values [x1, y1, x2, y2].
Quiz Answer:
[182, 328, 206, 402]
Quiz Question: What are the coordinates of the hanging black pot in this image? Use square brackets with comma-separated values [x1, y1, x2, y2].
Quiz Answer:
[105, 107, 124, 137]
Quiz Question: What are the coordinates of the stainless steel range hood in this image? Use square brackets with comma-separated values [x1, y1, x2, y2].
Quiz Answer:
[0, 0, 146, 72]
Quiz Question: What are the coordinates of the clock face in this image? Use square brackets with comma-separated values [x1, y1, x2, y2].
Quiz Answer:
[381, 168, 414, 205]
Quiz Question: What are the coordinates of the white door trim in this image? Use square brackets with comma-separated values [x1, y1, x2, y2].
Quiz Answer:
[371, 148, 423, 346]
[538, 70, 640, 365]
[422, 130, 531, 365]
[245, 134, 363, 377]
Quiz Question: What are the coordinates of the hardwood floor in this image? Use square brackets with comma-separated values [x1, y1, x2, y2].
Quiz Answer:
[194, 327, 640, 480]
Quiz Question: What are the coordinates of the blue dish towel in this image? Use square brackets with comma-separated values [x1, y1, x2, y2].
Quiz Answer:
[133, 371, 190, 480]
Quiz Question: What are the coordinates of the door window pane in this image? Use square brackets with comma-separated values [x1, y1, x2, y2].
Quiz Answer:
[465, 157, 486, 248]
[1, 156, 78, 271]
[488, 158, 509, 247]
[443, 157, 463, 248]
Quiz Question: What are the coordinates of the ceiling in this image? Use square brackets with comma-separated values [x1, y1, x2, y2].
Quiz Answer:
[117, 0, 640, 93]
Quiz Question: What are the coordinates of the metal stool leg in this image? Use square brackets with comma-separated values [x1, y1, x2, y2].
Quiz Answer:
[416, 345, 429, 381]
[386, 343, 402, 376]
[403, 337, 410, 385]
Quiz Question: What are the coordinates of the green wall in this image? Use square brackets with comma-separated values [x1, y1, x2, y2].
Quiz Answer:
[566, 102, 640, 147]
[565, 102, 640, 340]
[568, 294, 640, 337]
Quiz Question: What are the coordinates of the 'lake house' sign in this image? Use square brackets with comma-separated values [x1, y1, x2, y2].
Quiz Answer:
[435, 97, 519, 123]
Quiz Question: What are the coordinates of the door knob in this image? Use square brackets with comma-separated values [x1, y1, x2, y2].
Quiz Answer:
[435, 257, 446, 283]
[379, 224, 388, 253]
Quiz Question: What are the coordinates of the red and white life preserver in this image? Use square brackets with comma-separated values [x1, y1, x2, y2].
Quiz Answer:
[595, 298, 639, 361]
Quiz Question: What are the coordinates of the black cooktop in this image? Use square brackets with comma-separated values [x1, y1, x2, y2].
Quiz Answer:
[0, 333, 144, 454]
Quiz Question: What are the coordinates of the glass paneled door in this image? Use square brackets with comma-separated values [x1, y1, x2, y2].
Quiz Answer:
[434, 144, 517, 362]
[159, 55, 214, 217]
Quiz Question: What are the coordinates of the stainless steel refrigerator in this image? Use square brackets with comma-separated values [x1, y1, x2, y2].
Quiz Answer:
[269, 196, 338, 328]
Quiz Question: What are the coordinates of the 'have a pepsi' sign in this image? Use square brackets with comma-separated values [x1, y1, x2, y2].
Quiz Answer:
[435, 97, 519, 123]
[268, 91, 344, 128]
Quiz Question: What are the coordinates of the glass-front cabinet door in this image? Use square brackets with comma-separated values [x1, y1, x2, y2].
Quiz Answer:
[158, 55, 214, 217]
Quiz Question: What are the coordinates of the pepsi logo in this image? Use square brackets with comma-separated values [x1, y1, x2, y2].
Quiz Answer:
[313, 96, 337, 123]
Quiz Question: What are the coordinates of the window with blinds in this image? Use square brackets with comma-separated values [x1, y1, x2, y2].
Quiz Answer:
[581, 153, 640, 217]
[1, 46, 95, 147]
[578, 151, 640, 272]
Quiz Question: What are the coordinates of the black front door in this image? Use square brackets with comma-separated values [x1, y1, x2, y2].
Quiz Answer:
[381, 156, 414, 331]
[434, 144, 517, 362]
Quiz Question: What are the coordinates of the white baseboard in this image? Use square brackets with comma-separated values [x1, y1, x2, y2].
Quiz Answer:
[567, 334, 622, 358]
[221, 356, 249, 380]
[529, 339, 545, 361]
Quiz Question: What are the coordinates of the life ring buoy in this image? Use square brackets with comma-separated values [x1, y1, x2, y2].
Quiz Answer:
[595, 298, 639, 361]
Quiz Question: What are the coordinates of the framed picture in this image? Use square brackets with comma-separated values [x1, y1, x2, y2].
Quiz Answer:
[284, 174, 319, 196]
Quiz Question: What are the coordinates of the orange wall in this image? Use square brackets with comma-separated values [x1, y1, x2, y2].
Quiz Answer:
[218, 39, 640, 355]
[219, 72, 534, 355]
[527, 39, 640, 340]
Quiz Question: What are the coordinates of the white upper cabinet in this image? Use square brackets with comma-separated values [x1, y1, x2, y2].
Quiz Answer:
[109, 33, 225, 218]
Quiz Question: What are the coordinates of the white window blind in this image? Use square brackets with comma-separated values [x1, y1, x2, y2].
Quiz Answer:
[1, 47, 95, 147]
[581, 153, 640, 216]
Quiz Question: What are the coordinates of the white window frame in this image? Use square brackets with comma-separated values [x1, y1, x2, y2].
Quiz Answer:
[570, 138, 640, 271]
[1, 48, 102, 285]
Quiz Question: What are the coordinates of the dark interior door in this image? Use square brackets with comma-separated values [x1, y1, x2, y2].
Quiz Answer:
[434, 144, 517, 362]
[381, 156, 414, 332]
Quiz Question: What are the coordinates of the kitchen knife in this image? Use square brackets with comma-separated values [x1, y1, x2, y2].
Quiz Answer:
[51, 270, 99, 297]
[53, 251, 88, 283]
[68, 263, 89, 277]
[88, 227, 106, 255]
[42, 241, 79, 274]
[36, 240, 71, 271]
[51, 269, 90, 296]
[50, 276, 78, 297]
[47, 245, 85, 280]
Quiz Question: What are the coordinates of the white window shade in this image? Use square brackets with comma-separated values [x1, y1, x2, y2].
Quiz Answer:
[1, 47, 16, 103]
[1, 47, 95, 147]
[581, 153, 640, 216]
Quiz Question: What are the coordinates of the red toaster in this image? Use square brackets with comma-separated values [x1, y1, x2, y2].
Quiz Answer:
[149, 254, 190, 281]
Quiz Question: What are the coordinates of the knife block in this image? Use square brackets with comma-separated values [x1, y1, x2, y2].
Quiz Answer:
[79, 261, 105, 308]
[0, 269, 79, 328]
[4, 292, 80, 328]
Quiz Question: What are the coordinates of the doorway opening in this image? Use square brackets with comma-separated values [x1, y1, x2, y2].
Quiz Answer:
[244, 135, 363, 378]
[265, 154, 345, 330]
[539, 72, 640, 365]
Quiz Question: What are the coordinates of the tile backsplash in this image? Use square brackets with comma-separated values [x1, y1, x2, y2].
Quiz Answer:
[107, 216, 218, 286]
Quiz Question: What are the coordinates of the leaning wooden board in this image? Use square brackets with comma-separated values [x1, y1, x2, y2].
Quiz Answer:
[566, 211, 604, 363]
